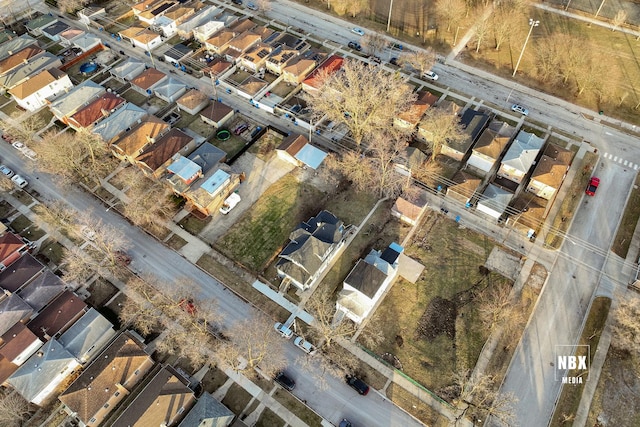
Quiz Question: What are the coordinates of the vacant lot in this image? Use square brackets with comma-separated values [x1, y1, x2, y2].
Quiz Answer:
[361, 213, 512, 392]
[612, 172, 640, 258]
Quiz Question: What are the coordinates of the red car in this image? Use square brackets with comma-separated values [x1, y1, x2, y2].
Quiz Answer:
[585, 177, 600, 196]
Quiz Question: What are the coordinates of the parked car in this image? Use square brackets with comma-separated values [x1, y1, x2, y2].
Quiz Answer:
[585, 176, 600, 196]
[232, 0, 242, 5]
[347, 41, 362, 51]
[511, 104, 529, 116]
[274, 322, 293, 339]
[0, 165, 14, 178]
[11, 174, 27, 189]
[22, 148, 37, 160]
[293, 336, 317, 355]
[389, 57, 399, 66]
[369, 55, 382, 65]
[274, 372, 295, 391]
[351, 27, 365, 36]
[11, 141, 25, 150]
[339, 420, 352, 427]
[421, 70, 439, 81]
[389, 42, 403, 50]
[346, 375, 370, 395]
[219, 193, 241, 214]
[247, 2, 258, 10]
[234, 123, 249, 135]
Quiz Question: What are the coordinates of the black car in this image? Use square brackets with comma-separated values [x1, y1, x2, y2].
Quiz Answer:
[346, 375, 369, 395]
[389, 57, 399, 66]
[275, 372, 295, 391]
[369, 56, 381, 64]
[232, 0, 243, 4]
[347, 41, 362, 51]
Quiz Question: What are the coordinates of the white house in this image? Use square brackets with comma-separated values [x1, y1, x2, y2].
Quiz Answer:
[336, 243, 402, 324]
[8, 68, 73, 111]
[193, 20, 224, 43]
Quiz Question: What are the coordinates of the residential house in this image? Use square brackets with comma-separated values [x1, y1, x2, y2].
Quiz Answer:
[184, 169, 241, 217]
[111, 366, 196, 427]
[48, 80, 106, 124]
[302, 55, 343, 93]
[391, 186, 429, 226]
[477, 183, 514, 219]
[204, 30, 237, 55]
[0, 253, 45, 293]
[0, 31, 15, 45]
[59, 28, 85, 47]
[9, 68, 73, 111]
[266, 46, 299, 75]
[135, 128, 196, 177]
[203, 58, 232, 78]
[153, 77, 187, 103]
[526, 143, 573, 200]
[0, 53, 62, 93]
[0, 35, 37, 62]
[109, 58, 146, 83]
[67, 92, 125, 131]
[440, 108, 491, 162]
[396, 146, 427, 176]
[282, 57, 316, 84]
[507, 194, 548, 238]
[199, 100, 234, 128]
[132, 0, 164, 16]
[92, 103, 147, 144]
[0, 46, 44, 76]
[176, 89, 209, 115]
[466, 121, 516, 174]
[416, 101, 461, 144]
[275, 133, 327, 169]
[166, 142, 226, 194]
[446, 171, 482, 205]
[237, 76, 267, 99]
[176, 6, 224, 39]
[270, 32, 307, 50]
[25, 14, 57, 36]
[15, 270, 65, 312]
[153, 4, 197, 37]
[0, 323, 43, 367]
[336, 243, 402, 324]
[224, 31, 261, 61]
[239, 43, 273, 72]
[394, 91, 438, 131]
[7, 339, 80, 405]
[0, 294, 33, 337]
[193, 20, 225, 43]
[57, 308, 116, 364]
[177, 392, 234, 427]
[111, 116, 170, 163]
[130, 68, 167, 96]
[26, 290, 87, 341]
[164, 43, 193, 66]
[77, 7, 106, 29]
[0, 232, 30, 271]
[71, 34, 102, 52]
[276, 210, 347, 291]
[497, 130, 545, 184]
[41, 21, 71, 42]
[119, 26, 163, 51]
[229, 18, 256, 34]
[137, 0, 177, 26]
[59, 332, 155, 427]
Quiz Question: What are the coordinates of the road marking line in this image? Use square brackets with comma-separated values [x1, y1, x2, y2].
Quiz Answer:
[619, 158, 624, 163]
[635, 164, 639, 170]
[613, 156, 618, 161]
[624, 160, 628, 166]
[603, 152, 609, 158]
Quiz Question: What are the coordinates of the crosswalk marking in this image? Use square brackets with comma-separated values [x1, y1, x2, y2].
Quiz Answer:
[603, 152, 638, 170]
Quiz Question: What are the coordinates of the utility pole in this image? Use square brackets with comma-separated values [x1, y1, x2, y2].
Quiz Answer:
[512, 18, 539, 77]
[386, 0, 394, 32]
[594, 0, 606, 17]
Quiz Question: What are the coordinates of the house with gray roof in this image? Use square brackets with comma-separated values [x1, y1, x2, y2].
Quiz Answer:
[0, 253, 45, 293]
[49, 80, 106, 123]
[497, 130, 545, 184]
[177, 6, 224, 38]
[167, 142, 227, 195]
[0, 52, 62, 92]
[41, 21, 71, 42]
[109, 58, 146, 83]
[153, 77, 187, 103]
[57, 308, 116, 364]
[0, 35, 37, 61]
[441, 108, 491, 162]
[0, 294, 34, 336]
[276, 211, 348, 291]
[92, 103, 147, 144]
[25, 14, 57, 36]
[467, 120, 516, 174]
[7, 339, 80, 405]
[16, 270, 65, 311]
[71, 34, 102, 52]
[178, 392, 234, 427]
[477, 183, 514, 219]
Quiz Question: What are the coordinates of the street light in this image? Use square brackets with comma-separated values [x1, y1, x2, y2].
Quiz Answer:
[512, 18, 539, 77]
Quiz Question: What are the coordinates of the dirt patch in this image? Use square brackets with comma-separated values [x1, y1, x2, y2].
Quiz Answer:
[528, 262, 548, 291]
[416, 296, 457, 341]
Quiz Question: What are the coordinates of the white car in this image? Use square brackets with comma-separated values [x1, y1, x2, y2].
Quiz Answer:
[274, 322, 293, 339]
[0, 164, 14, 178]
[11, 141, 25, 150]
[351, 27, 365, 36]
[219, 193, 241, 215]
[293, 336, 317, 355]
[422, 70, 439, 81]
[511, 104, 529, 116]
[22, 148, 37, 160]
[11, 174, 27, 189]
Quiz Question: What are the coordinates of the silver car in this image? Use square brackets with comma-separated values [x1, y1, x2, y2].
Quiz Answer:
[511, 104, 529, 116]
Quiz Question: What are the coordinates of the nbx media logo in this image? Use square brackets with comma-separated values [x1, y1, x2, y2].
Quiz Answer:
[555, 345, 590, 384]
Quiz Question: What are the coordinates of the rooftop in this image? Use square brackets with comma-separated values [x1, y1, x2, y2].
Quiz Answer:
[69, 92, 125, 128]
[8, 68, 68, 99]
[0, 253, 45, 293]
[26, 290, 87, 340]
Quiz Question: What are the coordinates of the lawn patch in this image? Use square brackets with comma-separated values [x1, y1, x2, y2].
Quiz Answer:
[386, 383, 450, 426]
[38, 239, 66, 265]
[210, 133, 247, 159]
[273, 389, 322, 427]
[10, 215, 32, 233]
[215, 174, 324, 272]
[202, 366, 229, 393]
[165, 233, 188, 250]
[13, 190, 35, 206]
[86, 277, 119, 308]
[221, 383, 253, 415]
[0, 200, 16, 217]
[178, 214, 212, 235]
[611, 172, 640, 258]
[21, 225, 46, 242]
[255, 408, 284, 427]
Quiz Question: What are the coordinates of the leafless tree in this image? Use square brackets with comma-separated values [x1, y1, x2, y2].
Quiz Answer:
[418, 108, 466, 160]
[471, 8, 493, 53]
[303, 59, 416, 146]
[0, 392, 32, 427]
[32, 200, 76, 235]
[0, 114, 45, 144]
[306, 288, 358, 348]
[331, 0, 348, 15]
[346, 0, 367, 17]
[57, 0, 89, 14]
[477, 282, 514, 331]
[612, 296, 640, 352]
[534, 36, 564, 84]
[255, 0, 271, 14]
[398, 49, 436, 75]
[491, 0, 526, 50]
[360, 33, 387, 57]
[453, 370, 518, 425]
[612, 9, 627, 30]
[435, 0, 467, 32]
[61, 246, 100, 284]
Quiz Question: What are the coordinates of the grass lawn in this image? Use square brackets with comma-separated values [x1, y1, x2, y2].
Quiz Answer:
[272, 389, 322, 427]
[121, 89, 148, 107]
[221, 383, 253, 415]
[174, 111, 198, 129]
[0, 200, 16, 217]
[386, 383, 450, 426]
[38, 239, 66, 266]
[550, 296, 611, 426]
[248, 129, 283, 161]
[165, 233, 188, 250]
[545, 151, 599, 248]
[255, 408, 285, 427]
[21, 225, 46, 242]
[209, 133, 247, 159]
[215, 174, 324, 272]
[187, 117, 216, 139]
[86, 277, 119, 308]
[611, 172, 640, 258]
[0, 100, 20, 116]
[202, 365, 230, 394]
[10, 215, 32, 233]
[361, 213, 510, 392]
[178, 214, 212, 235]
[13, 190, 35, 206]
